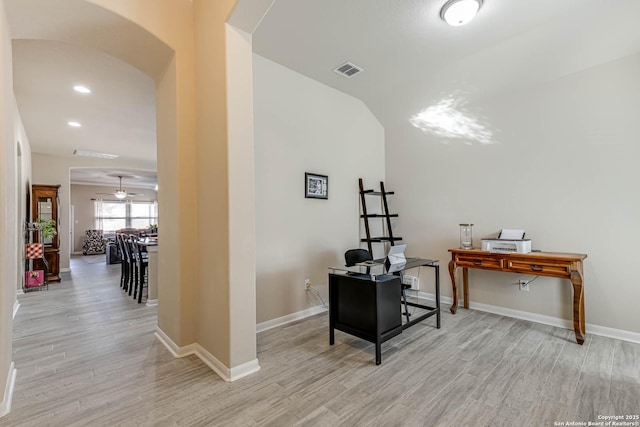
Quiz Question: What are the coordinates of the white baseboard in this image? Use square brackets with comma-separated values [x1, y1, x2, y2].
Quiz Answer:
[586, 324, 640, 344]
[195, 345, 260, 382]
[145, 299, 158, 307]
[60, 268, 71, 273]
[0, 362, 16, 417]
[154, 327, 196, 358]
[16, 289, 24, 296]
[155, 326, 260, 382]
[12, 300, 19, 319]
[414, 291, 640, 344]
[256, 305, 328, 333]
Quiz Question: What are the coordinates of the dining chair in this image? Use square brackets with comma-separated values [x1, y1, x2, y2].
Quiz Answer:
[117, 233, 133, 292]
[124, 235, 138, 296]
[130, 235, 149, 303]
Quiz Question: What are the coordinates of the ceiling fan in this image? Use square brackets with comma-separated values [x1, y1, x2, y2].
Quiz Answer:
[96, 175, 141, 199]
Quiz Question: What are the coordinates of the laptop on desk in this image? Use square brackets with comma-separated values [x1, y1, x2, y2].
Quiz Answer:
[387, 244, 406, 265]
[387, 261, 406, 273]
[384, 244, 407, 274]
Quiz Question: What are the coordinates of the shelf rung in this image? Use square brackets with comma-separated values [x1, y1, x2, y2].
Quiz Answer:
[360, 214, 399, 218]
[361, 237, 403, 243]
[364, 191, 395, 196]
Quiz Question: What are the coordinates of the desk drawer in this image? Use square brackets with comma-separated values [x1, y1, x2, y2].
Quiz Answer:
[456, 255, 504, 270]
[507, 259, 571, 277]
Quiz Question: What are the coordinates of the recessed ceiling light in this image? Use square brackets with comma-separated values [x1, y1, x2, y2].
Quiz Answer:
[440, 0, 483, 26]
[68, 121, 82, 127]
[73, 85, 91, 94]
[73, 149, 118, 159]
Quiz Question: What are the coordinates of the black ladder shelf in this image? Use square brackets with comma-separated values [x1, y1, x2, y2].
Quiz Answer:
[358, 178, 402, 255]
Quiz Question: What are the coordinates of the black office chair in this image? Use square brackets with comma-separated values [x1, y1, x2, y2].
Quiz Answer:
[344, 249, 373, 267]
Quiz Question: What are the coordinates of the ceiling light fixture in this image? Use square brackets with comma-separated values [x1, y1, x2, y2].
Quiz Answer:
[440, 0, 483, 26]
[73, 149, 119, 159]
[73, 85, 91, 94]
[68, 121, 82, 127]
[114, 176, 128, 199]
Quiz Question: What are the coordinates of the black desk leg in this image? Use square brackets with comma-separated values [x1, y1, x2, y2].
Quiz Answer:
[435, 264, 441, 329]
[375, 339, 382, 365]
[329, 275, 335, 345]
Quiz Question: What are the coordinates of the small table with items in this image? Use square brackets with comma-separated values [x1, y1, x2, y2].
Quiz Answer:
[448, 248, 588, 344]
[328, 257, 440, 365]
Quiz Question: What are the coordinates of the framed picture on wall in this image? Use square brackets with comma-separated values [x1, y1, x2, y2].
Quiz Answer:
[305, 173, 328, 199]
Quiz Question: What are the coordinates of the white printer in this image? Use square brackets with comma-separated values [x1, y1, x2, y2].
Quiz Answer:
[481, 229, 532, 254]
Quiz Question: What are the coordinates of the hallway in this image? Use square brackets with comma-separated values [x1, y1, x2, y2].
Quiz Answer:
[4, 256, 202, 426]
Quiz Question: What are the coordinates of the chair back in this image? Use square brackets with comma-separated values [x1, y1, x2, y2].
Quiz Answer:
[85, 229, 103, 238]
[131, 235, 147, 263]
[120, 234, 133, 263]
[115, 232, 124, 256]
[344, 249, 373, 267]
[127, 235, 139, 262]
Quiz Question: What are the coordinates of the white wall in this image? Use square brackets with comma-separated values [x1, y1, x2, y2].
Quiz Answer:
[387, 52, 640, 335]
[0, 1, 17, 415]
[15, 98, 31, 291]
[224, 24, 257, 368]
[253, 54, 385, 323]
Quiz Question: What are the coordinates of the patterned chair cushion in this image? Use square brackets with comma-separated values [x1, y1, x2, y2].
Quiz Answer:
[82, 229, 106, 255]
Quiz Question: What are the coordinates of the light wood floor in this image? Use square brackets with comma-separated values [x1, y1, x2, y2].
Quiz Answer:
[2, 256, 639, 426]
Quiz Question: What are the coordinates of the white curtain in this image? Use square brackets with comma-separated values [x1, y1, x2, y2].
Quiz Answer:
[94, 199, 104, 230]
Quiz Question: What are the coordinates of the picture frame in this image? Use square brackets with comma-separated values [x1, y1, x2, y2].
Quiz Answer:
[305, 173, 328, 199]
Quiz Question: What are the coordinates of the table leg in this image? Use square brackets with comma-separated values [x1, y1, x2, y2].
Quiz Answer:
[329, 274, 335, 345]
[435, 265, 441, 328]
[463, 267, 469, 309]
[570, 270, 585, 345]
[448, 260, 457, 314]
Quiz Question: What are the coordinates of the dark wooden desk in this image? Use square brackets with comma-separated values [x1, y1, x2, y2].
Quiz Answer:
[448, 249, 587, 344]
[329, 258, 440, 365]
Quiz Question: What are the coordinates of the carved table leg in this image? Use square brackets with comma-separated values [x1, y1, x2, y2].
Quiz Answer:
[570, 270, 585, 345]
[463, 268, 469, 309]
[448, 260, 457, 314]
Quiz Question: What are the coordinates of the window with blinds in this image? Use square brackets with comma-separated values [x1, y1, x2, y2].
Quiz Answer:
[94, 200, 158, 231]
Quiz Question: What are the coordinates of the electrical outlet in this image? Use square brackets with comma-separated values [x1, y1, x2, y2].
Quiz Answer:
[518, 280, 530, 292]
[304, 279, 311, 290]
[402, 275, 419, 290]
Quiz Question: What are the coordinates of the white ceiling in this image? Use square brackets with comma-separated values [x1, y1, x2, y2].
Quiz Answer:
[7, 0, 640, 185]
[12, 39, 157, 164]
[5, 0, 171, 189]
[252, 0, 640, 130]
[69, 168, 157, 190]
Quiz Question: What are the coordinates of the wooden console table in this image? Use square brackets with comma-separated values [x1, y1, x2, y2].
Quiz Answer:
[448, 249, 587, 344]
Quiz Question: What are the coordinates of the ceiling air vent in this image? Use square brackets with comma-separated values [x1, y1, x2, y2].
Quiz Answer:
[333, 61, 363, 79]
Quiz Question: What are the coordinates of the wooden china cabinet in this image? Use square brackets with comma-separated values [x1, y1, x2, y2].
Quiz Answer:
[32, 184, 61, 282]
